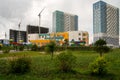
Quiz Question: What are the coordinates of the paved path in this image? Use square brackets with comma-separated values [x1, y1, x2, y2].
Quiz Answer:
[0, 50, 20, 54]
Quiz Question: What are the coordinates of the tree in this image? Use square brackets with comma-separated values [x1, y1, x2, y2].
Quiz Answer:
[45, 41, 56, 60]
[94, 39, 110, 57]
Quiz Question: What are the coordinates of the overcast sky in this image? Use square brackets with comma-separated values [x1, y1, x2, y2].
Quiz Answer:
[0, 0, 119, 43]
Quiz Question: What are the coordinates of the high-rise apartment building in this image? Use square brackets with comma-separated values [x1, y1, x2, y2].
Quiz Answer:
[93, 1, 119, 47]
[53, 10, 78, 32]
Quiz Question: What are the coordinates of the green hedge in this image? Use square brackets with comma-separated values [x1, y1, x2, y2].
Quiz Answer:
[37, 46, 94, 52]
[67, 46, 94, 51]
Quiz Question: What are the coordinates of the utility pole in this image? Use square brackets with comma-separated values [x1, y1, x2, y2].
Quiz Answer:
[38, 7, 45, 35]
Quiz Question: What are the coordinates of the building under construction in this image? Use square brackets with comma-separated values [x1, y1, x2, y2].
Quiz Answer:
[9, 29, 27, 43]
[27, 25, 49, 34]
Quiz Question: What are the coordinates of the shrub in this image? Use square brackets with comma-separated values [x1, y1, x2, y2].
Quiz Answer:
[9, 57, 31, 74]
[2, 46, 11, 53]
[38, 46, 45, 51]
[56, 50, 76, 72]
[0, 59, 9, 74]
[18, 45, 24, 51]
[0, 45, 2, 50]
[13, 45, 18, 51]
[45, 46, 50, 54]
[26, 45, 32, 51]
[89, 57, 108, 75]
[31, 44, 38, 51]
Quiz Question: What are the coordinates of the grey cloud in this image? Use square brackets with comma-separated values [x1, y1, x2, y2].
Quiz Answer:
[0, 0, 33, 19]
[0, 0, 34, 39]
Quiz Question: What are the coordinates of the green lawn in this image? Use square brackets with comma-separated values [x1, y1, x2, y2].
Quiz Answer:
[0, 49, 120, 80]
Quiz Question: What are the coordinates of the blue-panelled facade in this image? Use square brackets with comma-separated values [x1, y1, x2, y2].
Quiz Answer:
[53, 10, 64, 32]
[93, 1, 119, 47]
[93, 1, 107, 34]
[117, 8, 119, 35]
[53, 10, 78, 32]
[100, 1, 107, 33]
[74, 15, 78, 31]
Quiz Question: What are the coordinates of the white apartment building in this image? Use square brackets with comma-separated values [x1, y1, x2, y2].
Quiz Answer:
[28, 34, 39, 41]
[68, 31, 89, 46]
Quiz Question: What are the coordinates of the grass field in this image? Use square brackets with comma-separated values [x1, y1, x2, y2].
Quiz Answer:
[0, 49, 120, 80]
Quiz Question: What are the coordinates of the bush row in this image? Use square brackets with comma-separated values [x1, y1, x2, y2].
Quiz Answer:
[31, 46, 94, 52]
[1, 44, 94, 54]
[56, 46, 94, 51]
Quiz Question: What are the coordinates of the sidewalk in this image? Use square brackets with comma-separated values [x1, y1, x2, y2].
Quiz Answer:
[0, 50, 20, 54]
